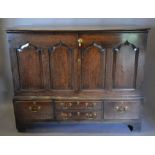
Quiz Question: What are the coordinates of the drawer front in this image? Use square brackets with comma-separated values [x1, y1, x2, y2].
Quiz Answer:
[14, 101, 54, 121]
[104, 100, 141, 119]
[56, 111, 102, 121]
[56, 101, 102, 110]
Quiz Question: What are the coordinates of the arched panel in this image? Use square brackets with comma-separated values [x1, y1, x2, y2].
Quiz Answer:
[49, 41, 73, 89]
[16, 42, 43, 89]
[113, 40, 139, 89]
[81, 42, 106, 89]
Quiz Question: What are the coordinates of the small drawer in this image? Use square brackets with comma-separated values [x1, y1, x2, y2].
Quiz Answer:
[56, 101, 102, 110]
[104, 100, 141, 119]
[56, 111, 102, 121]
[14, 101, 54, 121]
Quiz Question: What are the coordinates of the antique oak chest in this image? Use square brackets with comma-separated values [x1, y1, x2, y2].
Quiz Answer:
[7, 26, 149, 132]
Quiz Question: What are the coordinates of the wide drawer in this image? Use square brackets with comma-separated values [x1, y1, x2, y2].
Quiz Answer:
[56, 111, 102, 121]
[14, 101, 54, 121]
[55, 101, 102, 110]
[104, 100, 141, 119]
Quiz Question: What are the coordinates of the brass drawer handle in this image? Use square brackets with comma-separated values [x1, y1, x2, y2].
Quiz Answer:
[77, 112, 80, 116]
[85, 102, 89, 107]
[60, 112, 97, 119]
[114, 105, 128, 113]
[61, 112, 72, 119]
[60, 102, 97, 109]
[65, 102, 72, 108]
[60, 102, 64, 106]
[29, 104, 41, 112]
[85, 102, 96, 108]
[68, 102, 72, 107]
[60, 102, 72, 108]
[86, 112, 97, 119]
[61, 112, 67, 117]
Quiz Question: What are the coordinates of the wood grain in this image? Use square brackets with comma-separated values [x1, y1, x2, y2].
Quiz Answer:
[7, 28, 148, 131]
[113, 46, 136, 89]
[49, 45, 73, 89]
[17, 48, 43, 89]
[81, 44, 106, 89]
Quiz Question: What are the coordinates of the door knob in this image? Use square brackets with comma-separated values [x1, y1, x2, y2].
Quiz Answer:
[77, 38, 83, 47]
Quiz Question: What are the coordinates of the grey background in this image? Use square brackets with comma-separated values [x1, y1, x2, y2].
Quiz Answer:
[0, 18, 155, 135]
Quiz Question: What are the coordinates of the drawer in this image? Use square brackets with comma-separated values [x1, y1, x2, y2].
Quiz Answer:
[104, 100, 141, 119]
[56, 111, 102, 121]
[56, 101, 102, 110]
[14, 101, 54, 121]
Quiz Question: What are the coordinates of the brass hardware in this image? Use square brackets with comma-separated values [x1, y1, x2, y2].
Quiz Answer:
[60, 102, 64, 106]
[29, 104, 41, 112]
[61, 112, 67, 117]
[89, 113, 93, 117]
[60, 111, 97, 119]
[85, 102, 89, 107]
[77, 38, 83, 47]
[82, 102, 97, 108]
[86, 112, 97, 119]
[114, 105, 128, 113]
[61, 112, 72, 119]
[87, 102, 96, 107]
[68, 102, 72, 107]
[77, 58, 81, 63]
[64, 102, 72, 108]
[60, 102, 72, 108]
[93, 112, 97, 117]
[86, 113, 89, 117]
[77, 112, 80, 116]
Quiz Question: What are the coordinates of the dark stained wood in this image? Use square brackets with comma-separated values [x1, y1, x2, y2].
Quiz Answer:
[9, 47, 20, 91]
[55, 101, 102, 110]
[8, 32, 77, 91]
[136, 49, 145, 89]
[77, 32, 147, 48]
[41, 49, 51, 89]
[17, 47, 43, 89]
[105, 48, 113, 90]
[49, 41, 74, 89]
[74, 47, 79, 92]
[112, 40, 144, 89]
[104, 100, 140, 119]
[56, 111, 102, 121]
[14, 90, 144, 100]
[78, 33, 108, 90]
[81, 42, 106, 89]
[7, 27, 149, 132]
[14, 101, 54, 121]
[113, 45, 137, 89]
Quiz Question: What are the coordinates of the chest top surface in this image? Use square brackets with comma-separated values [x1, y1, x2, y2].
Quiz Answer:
[6, 25, 150, 33]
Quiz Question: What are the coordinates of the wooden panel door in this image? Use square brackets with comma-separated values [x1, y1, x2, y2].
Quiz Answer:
[78, 34, 106, 90]
[112, 40, 140, 89]
[48, 34, 77, 90]
[16, 43, 43, 90]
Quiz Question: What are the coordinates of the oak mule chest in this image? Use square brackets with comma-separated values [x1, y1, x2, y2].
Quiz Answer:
[7, 26, 149, 132]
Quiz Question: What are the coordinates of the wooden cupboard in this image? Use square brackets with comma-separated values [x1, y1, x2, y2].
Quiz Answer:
[7, 26, 149, 132]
